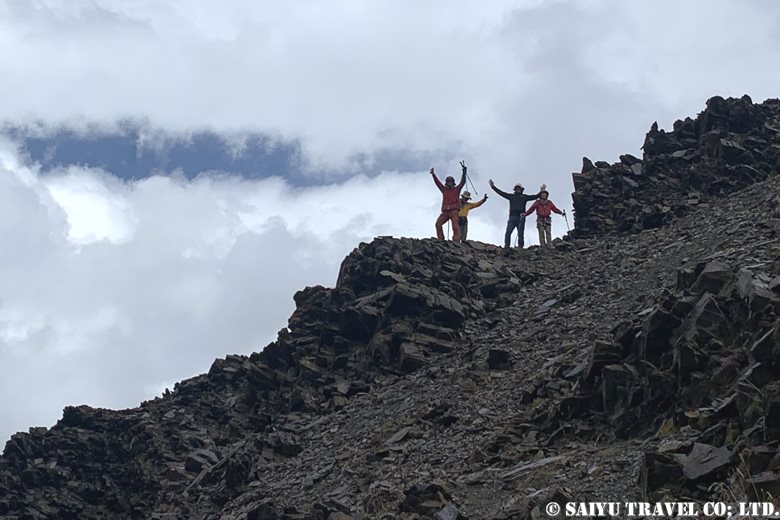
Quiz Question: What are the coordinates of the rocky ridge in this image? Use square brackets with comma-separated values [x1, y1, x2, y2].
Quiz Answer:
[1, 96, 780, 519]
[573, 95, 780, 237]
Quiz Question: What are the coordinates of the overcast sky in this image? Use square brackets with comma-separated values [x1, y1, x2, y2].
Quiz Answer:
[1, 0, 778, 443]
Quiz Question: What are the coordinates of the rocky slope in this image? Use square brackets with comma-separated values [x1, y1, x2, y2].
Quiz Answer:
[2, 96, 780, 519]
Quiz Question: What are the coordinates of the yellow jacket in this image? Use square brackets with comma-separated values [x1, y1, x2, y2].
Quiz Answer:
[458, 197, 487, 218]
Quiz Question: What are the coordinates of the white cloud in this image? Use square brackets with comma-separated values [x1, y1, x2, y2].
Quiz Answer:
[1, 0, 779, 441]
[2, 0, 776, 172]
[45, 168, 137, 243]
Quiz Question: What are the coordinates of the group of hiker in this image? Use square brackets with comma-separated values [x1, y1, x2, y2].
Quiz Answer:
[430, 162, 565, 248]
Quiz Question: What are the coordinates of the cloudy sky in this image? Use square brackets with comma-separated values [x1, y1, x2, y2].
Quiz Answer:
[0, 0, 778, 443]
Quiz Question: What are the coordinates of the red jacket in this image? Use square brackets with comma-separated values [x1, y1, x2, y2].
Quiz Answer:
[524, 199, 562, 218]
[432, 172, 466, 211]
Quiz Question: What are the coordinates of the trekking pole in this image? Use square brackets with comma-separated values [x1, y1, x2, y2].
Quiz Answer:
[561, 210, 579, 251]
[460, 160, 478, 196]
[467, 174, 479, 196]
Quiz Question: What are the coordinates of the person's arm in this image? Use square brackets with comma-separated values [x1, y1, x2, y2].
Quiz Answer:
[525, 192, 541, 201]
[489, 180, 511, 199]
[430, 168, 444, 192]
[529, 184, 545, 201]
[471, 195, 488, 209]
[523, 201, 538, 217]
[457, 161, 468, 190]
[550, 201, 563, 215]
[457, 168, 467, 190]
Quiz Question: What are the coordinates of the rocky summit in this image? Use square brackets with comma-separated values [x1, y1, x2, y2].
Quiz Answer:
[573, 95, 780, 237]
[2, 95, 780, 519]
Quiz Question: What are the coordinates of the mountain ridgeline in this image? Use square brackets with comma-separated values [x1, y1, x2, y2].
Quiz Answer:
[2, 95, 780, 519]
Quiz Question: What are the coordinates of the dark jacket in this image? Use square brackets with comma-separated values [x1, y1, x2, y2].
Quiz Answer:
[490, 185, 540, 216]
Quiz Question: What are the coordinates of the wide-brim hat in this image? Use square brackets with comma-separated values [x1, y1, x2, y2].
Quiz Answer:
[461, 191, 472, 199]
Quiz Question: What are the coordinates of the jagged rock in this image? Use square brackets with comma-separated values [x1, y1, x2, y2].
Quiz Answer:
[750, 285, 780, 314]
[487, 348, 511, 370]
[601, 364, 639, 427]
[384, 427, 414, 447]
[750, 325, 780, 365]
[185, 449, 220, 473]
[583, 341, 623, 384]
[743, 446, 778, 474]
[401, 481, 455, 516]
[683, 443, 732, 481]
[745, 472, 780, 499]
[691, 261, 734, 294]
[641, 452, 686, 498]
[435, 502, 468, 520]
[765, 393, 780, 433]
[581, 157, 596, 173]
[639, 309, 682, 364]
[573, 96, 779, 237]
[420, 402, 458, 428]
[363, 480, 403, 516]
[266, 432, 303, 457]
[399, 342, 427, 372]
[246, 500, 284, 519]
[311, 499, 352, 519]
[620, 154, 642, 166]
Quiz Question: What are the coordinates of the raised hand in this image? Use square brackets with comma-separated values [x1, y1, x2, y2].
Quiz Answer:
[489, 179, 495, 187]
[430, 167, 435, 175]
[459, 160, 467, 174]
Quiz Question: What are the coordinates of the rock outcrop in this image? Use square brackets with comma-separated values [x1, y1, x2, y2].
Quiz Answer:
[3, 95, 780, 519]
[573, 95, 780, 236]
[532, 237, 780, 502]
[0, 238, 531, 519]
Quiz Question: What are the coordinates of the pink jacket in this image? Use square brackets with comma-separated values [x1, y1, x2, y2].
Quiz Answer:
[524, 199, 562, 218]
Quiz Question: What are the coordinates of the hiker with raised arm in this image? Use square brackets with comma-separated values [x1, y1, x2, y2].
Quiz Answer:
[489, 179, 540, 249]
[431, 162, 467, 241]
[523, 184, 565, 247]
[457, 191, 488, 241]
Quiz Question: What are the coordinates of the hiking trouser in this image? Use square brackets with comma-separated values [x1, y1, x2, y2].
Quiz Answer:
[436, 210, 460, 241]
[458, 217, 468, 241]
[537, 217, 552, 247]
[504, 214, 526, 248]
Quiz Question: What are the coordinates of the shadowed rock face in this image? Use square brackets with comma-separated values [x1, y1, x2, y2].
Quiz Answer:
[4, 96, 780, 519]
[572, 95, 780, 237]
[0, 237, 531, 519]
